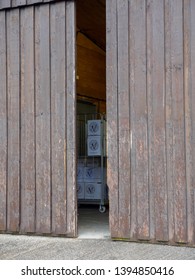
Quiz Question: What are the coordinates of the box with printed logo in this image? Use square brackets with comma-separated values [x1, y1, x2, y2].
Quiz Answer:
[77, 182, 85, 199]
[87, 120, 103, 136]
[87, 135, 102, 156]
[84, 182, 102, 200]
[84, 167, 101, 181]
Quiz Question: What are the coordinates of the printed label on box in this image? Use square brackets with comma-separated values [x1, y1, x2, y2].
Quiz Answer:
[85, 182, 101, 200]
[87, 135, 102, 156]
[88, 120, 102, 136]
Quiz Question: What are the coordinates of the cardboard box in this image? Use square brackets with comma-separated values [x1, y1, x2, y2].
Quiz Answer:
[77, 166, 84, 181]
[87, 135, 102, 156]
[84, 182, 102, 200]
[77, 182, 85, 199]
[84, 167, 101, 181]
[86, 157, 100, 167]
[87, 120, 102, 136]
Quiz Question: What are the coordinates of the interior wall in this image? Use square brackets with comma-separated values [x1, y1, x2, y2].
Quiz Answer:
[76, 32, 106, 114]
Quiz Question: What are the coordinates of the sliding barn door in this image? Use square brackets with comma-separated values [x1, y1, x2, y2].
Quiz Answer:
[0, 1, 77, 237]
[107, 0, 195, 246]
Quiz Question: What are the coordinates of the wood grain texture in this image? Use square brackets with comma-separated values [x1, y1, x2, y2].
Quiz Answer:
[0, 11, 7, 231]
[147, 0, 168, 241]
[35, 4, 51, 234]
[66, 0, 77, 237]
[0, 0, 11, 9]
[190, 0, 195, 246]
[12, 0, 26, 7]
[184, 0, 195, 245]
[106, 0, 119, 238]
[170, 0, 187, 243]
[130, 0, 149, 240]
[20, 6, 35, 233]
[7, 8, 20, 232]
[27, 0, 43, 5]
[0, 0, 77, 237]
[117, 0, 130, 239]
[50, 1, 67, 235]
[164, 0, 175, 243]
[77, 33, 106, 101]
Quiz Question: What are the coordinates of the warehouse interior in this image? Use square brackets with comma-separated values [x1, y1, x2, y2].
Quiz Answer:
[76, 0, 109, 238]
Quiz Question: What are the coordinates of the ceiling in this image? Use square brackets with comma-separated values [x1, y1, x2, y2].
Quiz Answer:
[76, 0, 106, 51]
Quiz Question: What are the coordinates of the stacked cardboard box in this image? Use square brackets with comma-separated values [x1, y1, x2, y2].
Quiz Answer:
[87, 120, 106, 156]
[77, 119, 107, 201]
[77, 158, 106, 200]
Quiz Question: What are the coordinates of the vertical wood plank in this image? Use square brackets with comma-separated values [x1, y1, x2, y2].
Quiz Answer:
[0, 11, 7, 231]
[130, 0, 149, 240]
[7, 8, 20, 232]
[20, 6, 35, 233]
[27, 0, 43, 5]
[0, 0, 11, 9]
[165, 0, 175, 243]
[35, 4, 51, 234]
[106, 0, 119, 238]
[146, 0, 154, 241]
[117, 0, 130, 238]
[147, 0, 168, 241]
[190, 0, 195, 246]
[12, 0, 26, 7]
[66, 0, 77, 237]
[184, 0, 195, 245]
[170, 0, 187, 243]
[50, 1, 67, 235]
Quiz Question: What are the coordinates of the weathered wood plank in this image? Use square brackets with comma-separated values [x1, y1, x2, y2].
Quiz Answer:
[35, 4, 51, 234]
[130, 0, 149, 240]
[106, 0, 119, 238]
[146, 0, 154, 241]
[0, 0, 55, 9]
[170, 0, 187, 243]
[165, 0, 175, 243]
[12, 0, 26, 7]
[50, 1, 67, 235]
[184, 0, 195, 245]
[147, 0, 168, 241]
[27, 0, 43, 5]
[190, 0, 195, 246]
[117, 0, 130, 239]
[20, 6, 35, 233]
[66, 0, 77, 237]
[190, 0, 195, 244]
[0, 11, 7, 231]
[7, 9, 20, 232]
[0, 0, 11, 9]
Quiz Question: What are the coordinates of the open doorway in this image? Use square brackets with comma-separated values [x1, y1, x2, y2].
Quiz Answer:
[76, 0, 109, 239]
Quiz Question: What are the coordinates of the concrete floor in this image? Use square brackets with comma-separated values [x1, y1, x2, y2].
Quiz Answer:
[78, 204, 110, 239]
[1, 234, 195, 260]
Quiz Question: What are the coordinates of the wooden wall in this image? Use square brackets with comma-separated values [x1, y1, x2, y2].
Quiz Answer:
[0, 1, 77, 236]
[77, 32, 106, 112]
[107, 0, 195, 246]
[0, 0, 57, 10]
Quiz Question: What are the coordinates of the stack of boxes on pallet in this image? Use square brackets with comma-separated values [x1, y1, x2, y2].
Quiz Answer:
[77, 119, 107, 201]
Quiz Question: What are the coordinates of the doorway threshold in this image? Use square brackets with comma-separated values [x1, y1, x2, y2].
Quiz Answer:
[77, 205, 110, 239]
